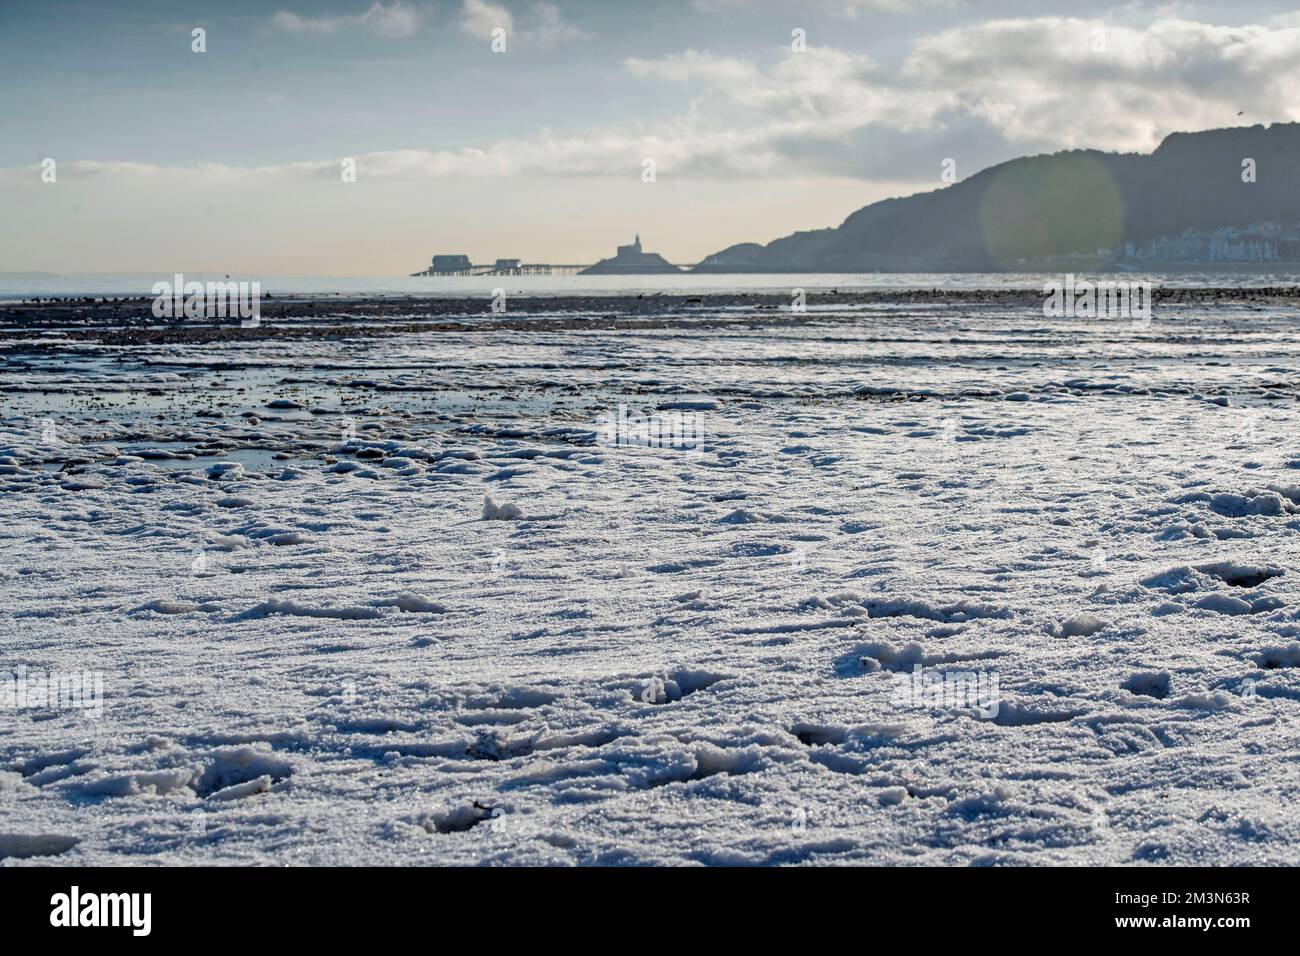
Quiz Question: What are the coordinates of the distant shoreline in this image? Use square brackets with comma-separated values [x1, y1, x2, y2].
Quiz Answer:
[5, 286, 1300, 346]
[8, 265, 1300, 304]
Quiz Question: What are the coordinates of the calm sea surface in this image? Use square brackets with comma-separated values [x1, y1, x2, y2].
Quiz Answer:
[4, 271, 1300, 301]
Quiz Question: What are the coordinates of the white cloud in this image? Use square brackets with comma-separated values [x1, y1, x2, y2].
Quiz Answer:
[689, 0, 753, 11]
[457, 0, 586, 49]
[13, 15, 1300, 187]
[630, 16, 1300, 158]
[458, 0, 512, 37]
[900, 17, 1300, 150]
[272, 1, 423, 39]
[272, 11, 341, 35]
[846, 0, 960, 10]
[358, 1, 424, 39]
[626, 50, 760, 88]
[529, 2, 588, 50]
[691, 0, 958, 14]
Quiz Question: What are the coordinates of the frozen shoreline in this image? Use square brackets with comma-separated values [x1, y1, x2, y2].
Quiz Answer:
[3, 295, 1300, 865]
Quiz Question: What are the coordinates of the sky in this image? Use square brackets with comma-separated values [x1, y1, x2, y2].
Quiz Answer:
[3, 0, 1300, 276]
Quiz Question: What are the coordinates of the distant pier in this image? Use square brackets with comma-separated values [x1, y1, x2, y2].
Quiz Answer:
[410, 262, 593, 277]
[412, 246, 696, 277]
[410, 262, 699, 277]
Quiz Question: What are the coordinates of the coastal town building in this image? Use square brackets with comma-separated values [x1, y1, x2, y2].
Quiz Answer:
[1111, 223, 1300, 264]
[429, 254, 473, 275]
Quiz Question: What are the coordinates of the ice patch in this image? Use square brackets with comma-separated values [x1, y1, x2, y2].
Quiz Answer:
[205, 461, 245, 481]
[0, 833, 80, 860]
[206, 774, 274, 802]
[837, 640, 999, 675]
[629, 669, 728, 705]
[1256, 644, 1300, 669]
[233, 598, 383, 621]
[193, 746, 292, 798]
[1175, 491, 1290, 518]
[1055, 613, 1107, 637]
[136, 599, 210, 615]
[372, 593, 446, 614]
[862, 597, 1011, 623]
[266, 531, 308, 546]
[1121, 671, 1171, 700]
[482, 496, 523, 520]
[1196, 561, 1283, 588]
[1178, 692, 1234, 711]
[1193, 594, 1257, 616]
[80, 767, 197, 797]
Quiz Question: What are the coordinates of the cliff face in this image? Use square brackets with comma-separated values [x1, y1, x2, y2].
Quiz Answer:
[693, 123, 1300, 273]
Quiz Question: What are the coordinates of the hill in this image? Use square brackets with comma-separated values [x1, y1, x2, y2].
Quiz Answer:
[694, 123, 1300, 273]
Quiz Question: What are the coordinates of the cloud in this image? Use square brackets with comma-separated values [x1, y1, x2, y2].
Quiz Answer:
[633, 46, 934, 130]
[628, 16, 1300, 161]
[528, 2, 588, 50]
[271, 11, 340, 35]
[457, 0, 586, 49]
[626, 50, 760, 88]
[691, 0, 958, 14]
[835, 0, 960, 12]
[272, 1, 423, 39]
[12, 15, 1300, 188]
[900, 17, 1300, 150]
[458, 0, 512, 37]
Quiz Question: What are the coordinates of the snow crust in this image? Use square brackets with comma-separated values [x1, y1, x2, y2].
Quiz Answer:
[3, 300, 1300, 864]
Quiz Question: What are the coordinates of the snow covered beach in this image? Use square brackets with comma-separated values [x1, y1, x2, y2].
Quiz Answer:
[3, 290, 1300, 865]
